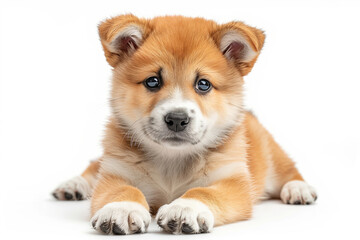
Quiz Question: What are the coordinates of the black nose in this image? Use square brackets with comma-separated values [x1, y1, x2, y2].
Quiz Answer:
[164, 111, 190, 132]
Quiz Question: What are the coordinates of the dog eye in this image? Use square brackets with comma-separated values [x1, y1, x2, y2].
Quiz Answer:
[144, 76, 161, 91]
[196, 79, 212, 94]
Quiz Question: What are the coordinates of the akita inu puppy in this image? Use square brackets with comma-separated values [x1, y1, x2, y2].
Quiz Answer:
[53, 15, 317, 235]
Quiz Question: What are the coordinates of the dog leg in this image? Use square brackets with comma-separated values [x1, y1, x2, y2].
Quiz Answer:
[156, 175, 253, 234]
[245, 112, 318, 204]
[265, 133, 318, 205]
[52, 159, 100, 200]
[90, 174, 151, 235]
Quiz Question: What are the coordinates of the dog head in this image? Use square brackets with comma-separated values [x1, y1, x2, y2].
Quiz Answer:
[98, 15, 264, 153]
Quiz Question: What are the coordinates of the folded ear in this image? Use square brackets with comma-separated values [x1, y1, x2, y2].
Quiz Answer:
[98, 14, 152, 67]
[212, 22, 265, 76]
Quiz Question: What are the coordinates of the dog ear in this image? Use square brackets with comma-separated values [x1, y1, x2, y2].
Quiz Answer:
[212, 22, 265, 76]
[98, 14, 152, 67]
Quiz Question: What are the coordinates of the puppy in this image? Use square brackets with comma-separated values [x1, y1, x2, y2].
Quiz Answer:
[53, 15, 317, 235]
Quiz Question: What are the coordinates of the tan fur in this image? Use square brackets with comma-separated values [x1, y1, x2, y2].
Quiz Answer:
[59, 15, 315, 233]
[81, 160, 100, 189]
[91, 174, 149, 215]
[85, 111, 304, 222]
[245, 112, 303, 198]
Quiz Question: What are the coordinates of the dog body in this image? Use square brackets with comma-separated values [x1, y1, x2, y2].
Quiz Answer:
[53, 15, 317, 235]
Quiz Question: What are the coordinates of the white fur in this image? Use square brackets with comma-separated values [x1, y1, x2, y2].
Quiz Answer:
[91, 201, 151, 235]
[101, 154, 248, 209]
[140, 85, 244, 157]
[145, 87, 207, 149]
[280, 180, 317, 204]
[261, 162, 279, 199]
[52, 175, 91, 200]
[101, 155, 205, 207]
[220, 31, 257, 62]
[156, 198, 214, 234]
[207, 161, 249, 184]
[261, 150, 281, 199]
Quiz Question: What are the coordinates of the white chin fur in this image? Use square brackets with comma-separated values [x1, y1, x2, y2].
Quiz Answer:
[160, 140, 194, 148]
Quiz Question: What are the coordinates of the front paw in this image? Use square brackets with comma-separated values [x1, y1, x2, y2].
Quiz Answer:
[52, 176, 91, 200]
[280, 180, 318, 205]
[156, 198, 214, 234]
[91, 202, 151, 235]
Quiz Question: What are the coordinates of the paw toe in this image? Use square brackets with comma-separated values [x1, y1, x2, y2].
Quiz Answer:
[157, 218, 165, 229]
[199, 223, 209, 233]
[167, 219, 178, 232]
[99, 221, 111, 234]
[52, 192, 59, 200]
[112, 223, 126, 235]
[128, 211, 148, 233]
[198, 217, 210, 233]
[181, 223, 194, 234]
[91, 219, 97, 229]
[75, 191, 83, 200]
[64, 192, 73, 200]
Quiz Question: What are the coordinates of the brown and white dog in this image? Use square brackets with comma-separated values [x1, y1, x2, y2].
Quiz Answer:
[53, 15, 317, 235]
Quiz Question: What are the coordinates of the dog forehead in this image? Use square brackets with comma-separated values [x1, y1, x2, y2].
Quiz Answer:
[145, 16, 218, 58]
[151, 16, 217, 35]
[131, 18, 226, 78]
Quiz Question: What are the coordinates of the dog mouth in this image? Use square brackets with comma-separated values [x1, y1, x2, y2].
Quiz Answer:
[163, 136, 188, 143]
[143, 125, 202, 146]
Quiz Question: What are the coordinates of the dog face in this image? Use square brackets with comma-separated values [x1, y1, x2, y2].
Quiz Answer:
[98, 15, 264, 152]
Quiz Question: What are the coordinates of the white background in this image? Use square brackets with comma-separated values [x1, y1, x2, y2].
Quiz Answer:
[1, 0, 360, 239]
